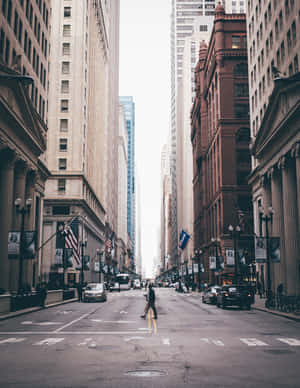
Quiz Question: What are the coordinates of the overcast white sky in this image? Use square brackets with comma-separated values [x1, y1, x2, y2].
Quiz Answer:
[119, 0, 171, 277]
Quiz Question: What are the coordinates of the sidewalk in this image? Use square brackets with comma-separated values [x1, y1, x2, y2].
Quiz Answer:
[0, 298, 78, 321]
[252, 295, 300, 322]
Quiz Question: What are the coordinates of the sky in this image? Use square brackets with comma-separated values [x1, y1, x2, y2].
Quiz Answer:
[119, 0, 171, 277]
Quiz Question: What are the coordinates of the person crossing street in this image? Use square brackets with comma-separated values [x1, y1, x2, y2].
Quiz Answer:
[140, 283, 157, 319]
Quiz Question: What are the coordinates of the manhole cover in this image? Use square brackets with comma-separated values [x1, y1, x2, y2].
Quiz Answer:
[264, 349, 293, 355]
[125, 370, 167, 377]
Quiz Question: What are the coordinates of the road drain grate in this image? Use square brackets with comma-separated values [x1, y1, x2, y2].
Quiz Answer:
[125, 370, 168, 377]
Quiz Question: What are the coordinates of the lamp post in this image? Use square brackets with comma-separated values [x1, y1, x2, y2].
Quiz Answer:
[258, 206, 274, 306]
[194, 249, 203, 292]
[80, 241, 87, 287]
[15, 197, 32, 294]
[96, 249, 103, 283]
[228, 225, 241, 285]
[211, 237, 221, 285]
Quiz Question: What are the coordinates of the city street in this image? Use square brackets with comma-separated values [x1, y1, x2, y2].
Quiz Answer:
[0, 288, 300, 388]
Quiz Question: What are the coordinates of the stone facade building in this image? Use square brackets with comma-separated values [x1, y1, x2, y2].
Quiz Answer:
[247, 0, 300, 296]
[43, 0, 120, 287]
[191, 4, 253, 285]
[0, 0, 51, 298]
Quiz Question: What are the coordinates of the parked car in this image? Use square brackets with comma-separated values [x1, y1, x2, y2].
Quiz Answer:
[216, 284, 253, 310]
[83, 283, 107, 302]
[202, 286, 221, 304]
[109, 281, 120, 292]
[133, 279, 141, 289]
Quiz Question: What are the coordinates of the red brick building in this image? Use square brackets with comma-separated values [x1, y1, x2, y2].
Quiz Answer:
[191, 4, 253, 286]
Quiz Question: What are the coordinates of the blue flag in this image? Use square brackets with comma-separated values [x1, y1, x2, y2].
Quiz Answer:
[178, 230, 190, 250]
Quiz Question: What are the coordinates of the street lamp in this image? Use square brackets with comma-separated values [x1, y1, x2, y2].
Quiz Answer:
[15, 197, 32, 294]
[80, 240, 87, 287]
[194, 249, 203, 292]
[228, 225, 241, 285]
[96, 249, 104, 283]
[211, 237, 221, 285]
[258, 206, 274, 306]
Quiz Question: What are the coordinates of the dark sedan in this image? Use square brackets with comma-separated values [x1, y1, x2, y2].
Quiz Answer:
[202, 286, 221, 304]
[216, 284, 253, 310]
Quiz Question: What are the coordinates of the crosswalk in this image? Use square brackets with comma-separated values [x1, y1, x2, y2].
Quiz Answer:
[0, 336, 299, 347]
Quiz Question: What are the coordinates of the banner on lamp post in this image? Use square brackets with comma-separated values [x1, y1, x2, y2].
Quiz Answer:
[209, 256, 216, 270]
[255, 236, 267, 262]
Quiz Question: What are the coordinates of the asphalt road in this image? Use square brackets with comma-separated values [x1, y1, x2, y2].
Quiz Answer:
[0, 288, 299, 388]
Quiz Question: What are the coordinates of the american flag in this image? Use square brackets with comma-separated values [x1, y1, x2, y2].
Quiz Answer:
[105, 233, 114, 253]
[65, 217, 81, 266]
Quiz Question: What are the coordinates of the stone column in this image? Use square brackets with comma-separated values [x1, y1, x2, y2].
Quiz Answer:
[280, 156, 300, 295]
[270, 167, 286, 290]
[24, 170, 37, 288]
[9, 159, 28, 292]
[0, 149, 16, 292]
[292, 143, 300, 242]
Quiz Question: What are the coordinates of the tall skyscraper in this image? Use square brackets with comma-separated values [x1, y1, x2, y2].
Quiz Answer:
[119, 96, 136, 270]
[43, 0, 120, 286]
[170, 0, 215, 268]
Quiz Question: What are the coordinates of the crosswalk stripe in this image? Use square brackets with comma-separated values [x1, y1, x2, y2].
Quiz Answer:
[33, 338, 64, 346]
[0, 337, 26, 344]
[240, 338, 268, 346]
[212, 340, 225, 346]
[163, 338, 170, 345]
[277, 338, 300, 346]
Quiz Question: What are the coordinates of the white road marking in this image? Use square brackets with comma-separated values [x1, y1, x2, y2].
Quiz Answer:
[212, 340, 225, 346]
[200, 338, 210, 344]
[21, 321, 33, 325]
[78, 338, 93, 346]
[277, 338, 300, 346]
[34, 338, 64, 346]
[54, 312, 91, 333]
[200, 338, 224, 346]
[124, 336, 145, 342]
[0, 337, 26, 344]
[163, 338, 170, 346]
[22, 321, 62, 326]
[102, 321, 136, 324]
[88, 343, 97, 348]
[120, 311, 128, 314]
[240, 338, 268, 346]
[91, 319, 103, 323]
[138, 327, 151, 331]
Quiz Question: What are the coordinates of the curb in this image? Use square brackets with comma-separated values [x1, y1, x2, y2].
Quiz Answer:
[0, 298, 78, 321]
[252, 306, 300, 322]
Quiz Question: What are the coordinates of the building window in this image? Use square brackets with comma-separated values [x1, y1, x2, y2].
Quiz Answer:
[292, 21, 296, 46]
[62, 61, 70, 74]
[62, 42, 70, 55]
[280, 41, 285, 62]
[59, 138, 68, 151]
[59, 158, 67, 170]
[58, 179, 66, 192]
[64, 6, 71, 17]
[234, 83, 249, 97]
[61, 80, 69, 93]
[235, 104, 249, 118]
[63, 24, 71, 37]
[60, 119, 68, 132]
[61, 99, 69, 112]
[294, 55, 299, 73]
